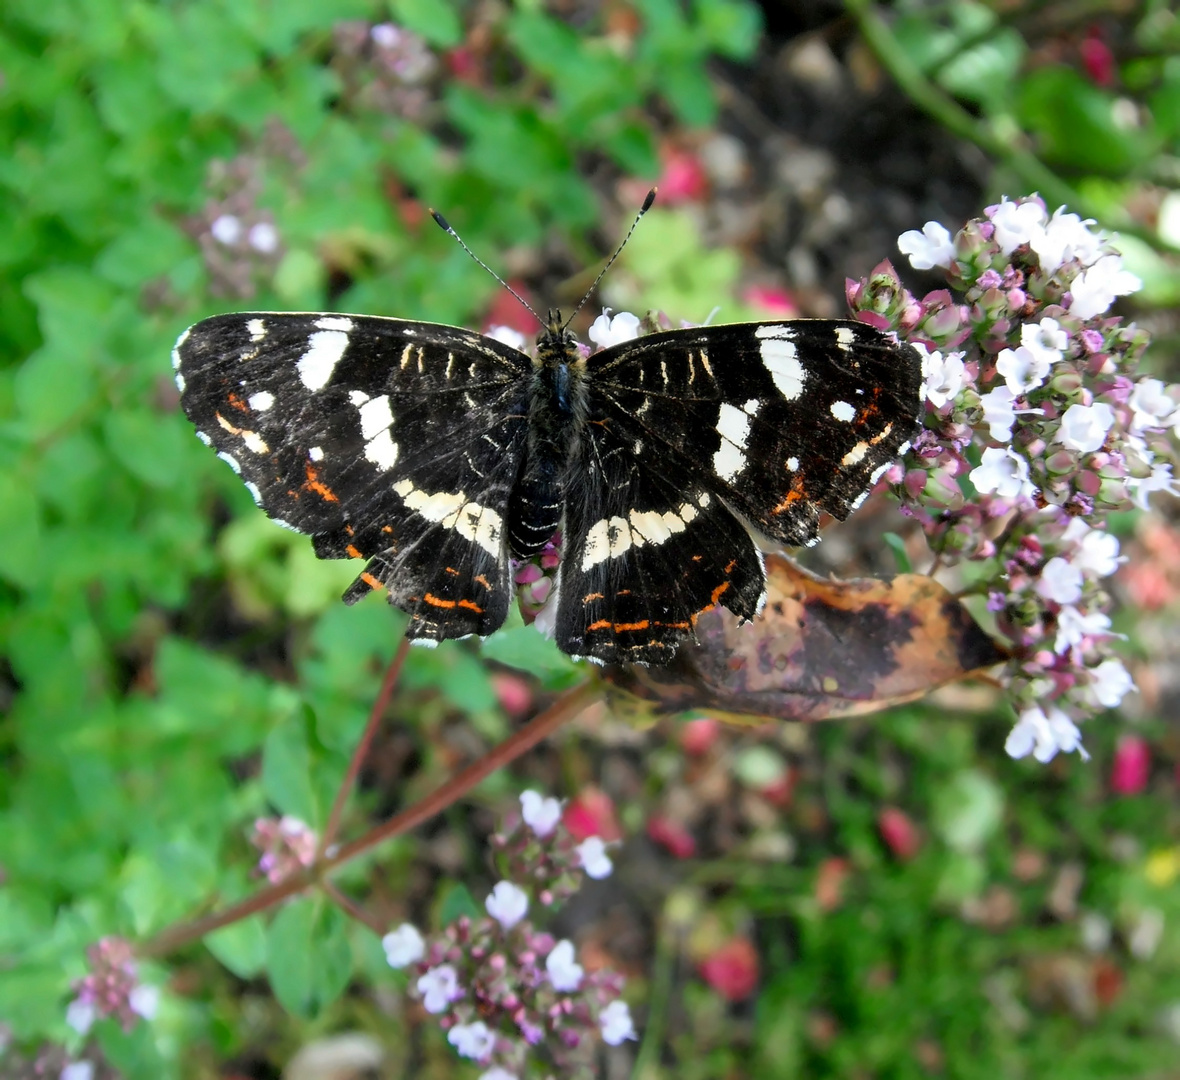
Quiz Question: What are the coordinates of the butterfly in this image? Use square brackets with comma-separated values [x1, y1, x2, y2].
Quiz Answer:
[173, 304, 923, 664]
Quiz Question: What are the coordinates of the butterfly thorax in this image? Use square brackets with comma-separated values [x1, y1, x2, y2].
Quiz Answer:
[506, 309, 588, 558]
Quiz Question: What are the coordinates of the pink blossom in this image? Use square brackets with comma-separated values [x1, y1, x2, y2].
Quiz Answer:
[485, 881, 529, 929]
[1110, 735, 1151, 795]
[1036, 557, 1083, 604]
[599, 1000, 637, 1045]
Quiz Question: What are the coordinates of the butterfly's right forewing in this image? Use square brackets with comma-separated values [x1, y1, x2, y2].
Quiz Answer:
[176, 312, 532, 642]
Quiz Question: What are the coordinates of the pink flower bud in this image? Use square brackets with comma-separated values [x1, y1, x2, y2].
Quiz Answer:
[697, 936, 760, 1001]
[878, 807, 921, 860]
[647, 815, 696, 859]
[1110, 735, 1150, 795]
[678, 717, 721, 756]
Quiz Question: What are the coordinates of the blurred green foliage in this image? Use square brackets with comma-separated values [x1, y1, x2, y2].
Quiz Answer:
[1, 0, 1179, 1077]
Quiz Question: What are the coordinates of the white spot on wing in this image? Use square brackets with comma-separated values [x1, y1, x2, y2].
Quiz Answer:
[242, 430, 269, 454]
[297, 330, 348, 391]
[244, 480, 263, 506]
[357, 394, 393, 440]
[366, 431, 398, 471]
[830, 400, 856, 422]
[247, 318, 266, 341]
[759, 336, 806, 400]
[196, 431, 212, 446]
[174, 372, 186, 392]
[713, 401, 750, 481]
[392, 481, 502, 556]
[171, 326, 191, 370]
[869, 460, 891, 484]
[742, 398, 761, 415]
[713, 443, 746, 483]
[309, 446, 324, 461]
[786, 456, 799, 471]
[248, 390, 275, 412]
[835, 325, 856, 349]
[217, 451, 241, 474]
[349, 389, 370, 406]
[581, 515, 632, 570]
[409, 637, 439, 649]
[315, 316, 353, 332]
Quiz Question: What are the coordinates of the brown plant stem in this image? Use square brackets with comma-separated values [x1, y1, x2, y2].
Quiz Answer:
[319, 635, 411, 856]
[138, 677, 600, 958]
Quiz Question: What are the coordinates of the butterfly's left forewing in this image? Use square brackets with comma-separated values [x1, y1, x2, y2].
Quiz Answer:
[175, 312, 532, 644]
[589, 320, 923, 548]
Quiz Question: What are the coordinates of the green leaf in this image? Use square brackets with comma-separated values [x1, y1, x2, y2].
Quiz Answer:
[932, 770, 1004, 854]
[882, 533, 913, 574]
[479, 625, 580, 684]
[391, 0, 463, 47]
[438, 881, 481, 925]
[0, 471, 44, 586]
[261, 707, 320, 825]
[266, 898, 317, 1016]
[205, 915, 268, 979]
[312, 903, 354, 1010]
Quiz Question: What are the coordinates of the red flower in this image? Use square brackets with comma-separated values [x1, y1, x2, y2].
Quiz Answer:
[698, 936, 760, 1001]
[678, 717, 720, 756]
[657, 146, 708, 204]
[563, 786, 622, 842]
[1080, 30, 1115, 88]
[1110, 734, 1150, 795]
[878, 806, 921, 860]
[647, 815, 696, 859]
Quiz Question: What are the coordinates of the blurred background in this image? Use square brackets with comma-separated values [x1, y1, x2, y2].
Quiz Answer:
[2, 1, 1180, 1077]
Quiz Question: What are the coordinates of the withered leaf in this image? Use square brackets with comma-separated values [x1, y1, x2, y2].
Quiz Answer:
[605, 555, 1004, 723]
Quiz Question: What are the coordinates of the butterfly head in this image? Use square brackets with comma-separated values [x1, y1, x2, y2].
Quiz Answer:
[540, 308, 577, 352]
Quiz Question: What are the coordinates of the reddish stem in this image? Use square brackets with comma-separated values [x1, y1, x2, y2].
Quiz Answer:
[138, 677, 599, 958]
[320, 636, 411, 855]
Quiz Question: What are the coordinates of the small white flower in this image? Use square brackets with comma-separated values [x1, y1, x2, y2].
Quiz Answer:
[1067, 253, 1142, 320]
[977, 385, 1042, 441]
[599, 1000, 637, 1045]
[995, 345, 1050, 395]
[448, 1020, 496, 1060]
[1036, 556, 1083, 605]
[1089, 659, 1136, 709]
[1071, 528, 1121, 578]
[1005, 705, 1088, 763]
[479, 1069, 518, 1080]
[383, 923, 426, 968]
[60, 1064, 95, 1080]
[520, 790, 562, 837]
[1029, 206, 1102, 273]
[969, 446, 1035, 499]
[370, 22, 402, 49]
[588, 309, 640, 349]
[1131, 462, 1180, 510]
[486, 324, 528, 352]
[65, 999, 97, 1035]
[990, 197, 1047, 254]
[897, 221, 955, 270]
[1058, 402, 1115, 454]
[1020, 317, 1068, 367]
[128, 984, 160, 1021]
[210, 213, 242, 245]
[485, 881, 528, 930]
[545, 939, 585, 992]
[247, 221, 279, 254]
[919, 347, 966, 408]
[1128, 377, 1176, 432]
[417, 964, 462, 1013]
[1054, 605, 1113, 654]
[576, 836, 613, 879]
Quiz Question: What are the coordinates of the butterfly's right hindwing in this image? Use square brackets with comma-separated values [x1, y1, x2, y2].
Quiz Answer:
[175, 312, 531, 642]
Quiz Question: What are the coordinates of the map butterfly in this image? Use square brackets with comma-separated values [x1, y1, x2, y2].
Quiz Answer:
[174, 207, 923, 665]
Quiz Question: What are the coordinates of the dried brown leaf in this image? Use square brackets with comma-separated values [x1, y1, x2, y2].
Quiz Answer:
[605, 554, 1004, 723]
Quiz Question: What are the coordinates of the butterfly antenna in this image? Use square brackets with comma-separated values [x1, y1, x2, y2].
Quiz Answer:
[563, 187, 657, 331]
[429, 208, 543, 325]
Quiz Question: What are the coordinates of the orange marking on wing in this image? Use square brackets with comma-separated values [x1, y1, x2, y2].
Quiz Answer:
[382, 525, 393, 534]
[227, 392, 249, 412]
[345, 524, 355, 536]
[710, 580, 730, 605]
[361, 572, 384, 591]
[303, 462, 338, 502]
[474, 574, 491, 589]
[771, 475, 806, 514]
[423, 592, 455, 608]
[445, 566, 460, 576]
[346, 544, 363, 559]
[588, 619, 651, 633]
[724, 558, 737, 574]
[583, 592, 605, 603]
[457, 598, 483, 613]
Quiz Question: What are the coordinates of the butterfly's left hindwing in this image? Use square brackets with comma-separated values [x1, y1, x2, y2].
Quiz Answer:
[175, 312, 532, 644]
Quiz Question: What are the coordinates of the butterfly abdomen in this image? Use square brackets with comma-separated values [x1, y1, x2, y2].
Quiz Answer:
[507, 329, 588, 557]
